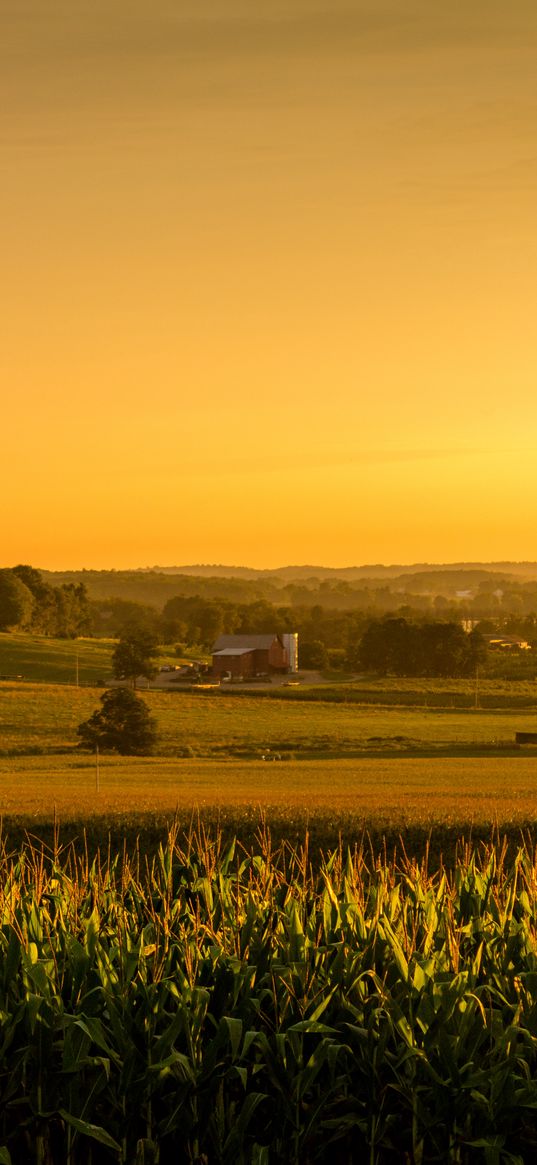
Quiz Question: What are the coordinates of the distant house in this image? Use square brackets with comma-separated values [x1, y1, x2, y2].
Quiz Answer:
[487, 635, 531, 651]
[211, 633, 297, 678]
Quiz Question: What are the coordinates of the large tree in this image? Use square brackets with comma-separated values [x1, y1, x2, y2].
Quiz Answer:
[53, 582, 91, 638]
[12, 564, 57, 634]
[0, 569, 35, 631]
[299, 639, 329, 670]
[112, 629, 160, 688]
[77, 688, 157, 755]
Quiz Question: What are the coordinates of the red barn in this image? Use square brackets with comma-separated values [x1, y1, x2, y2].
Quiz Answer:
[211, 634, 289, 679]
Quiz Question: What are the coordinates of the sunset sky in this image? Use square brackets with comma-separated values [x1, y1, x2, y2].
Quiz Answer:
[3, 1, 537, 570]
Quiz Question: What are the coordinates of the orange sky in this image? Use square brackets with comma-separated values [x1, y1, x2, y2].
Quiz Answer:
[3, 1, 537, 570]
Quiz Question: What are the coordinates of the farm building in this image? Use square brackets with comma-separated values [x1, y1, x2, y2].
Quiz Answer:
[211, 633, 298, 679]
[487, 635, 531, 651]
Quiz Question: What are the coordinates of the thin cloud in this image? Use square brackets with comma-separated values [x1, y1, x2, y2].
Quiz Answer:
[159, 446, 481, 481]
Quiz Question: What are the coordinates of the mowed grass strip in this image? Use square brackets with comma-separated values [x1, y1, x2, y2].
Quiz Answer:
[2, 754, 537, 826]
[280, 675, 537, 708]
[2, 681, 537, 757]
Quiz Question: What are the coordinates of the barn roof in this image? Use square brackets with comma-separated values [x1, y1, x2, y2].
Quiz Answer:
[212, 634, 280, 652]
[213, 647, 255, 657]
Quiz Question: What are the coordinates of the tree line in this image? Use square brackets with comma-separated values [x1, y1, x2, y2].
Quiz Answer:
[356, 618, 486, 677]
[0, 566, 90, 637]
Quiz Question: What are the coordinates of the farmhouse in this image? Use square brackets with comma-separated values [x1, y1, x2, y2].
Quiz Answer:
[211, 633, 297, 679]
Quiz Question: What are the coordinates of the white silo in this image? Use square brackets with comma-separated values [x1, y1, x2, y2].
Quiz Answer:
[281, 632, 299, 673]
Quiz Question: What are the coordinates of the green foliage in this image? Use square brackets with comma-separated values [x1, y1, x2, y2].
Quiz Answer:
[298, 638, 329, 669]
[358, 617, 486, 677]
[89, 596, 159, 637]
[113, 629, 160, 687]
[53, 580, 91, 638]
[0, 570, 34, 630]
[10, 565, 90, 637]
[77, 688, 158, 755]
[1, 834, 537, 1160]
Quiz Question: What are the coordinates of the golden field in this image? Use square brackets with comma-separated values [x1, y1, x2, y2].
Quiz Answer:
[1, 753, 537, 830]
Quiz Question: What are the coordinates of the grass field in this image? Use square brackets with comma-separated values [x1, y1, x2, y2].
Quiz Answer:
[0, 632, 115, 684]
[2, 680, 536, 758]
[270, 674, 537, 708]
[0, 631, 189, 686]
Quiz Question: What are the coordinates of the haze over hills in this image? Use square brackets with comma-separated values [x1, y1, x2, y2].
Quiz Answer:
[124, 563, 537, 581]
[32, 561, 537, 612]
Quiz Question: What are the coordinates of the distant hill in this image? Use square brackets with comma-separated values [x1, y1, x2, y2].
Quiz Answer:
[126, 562, 537, 581]
[35, 561, 537, 612]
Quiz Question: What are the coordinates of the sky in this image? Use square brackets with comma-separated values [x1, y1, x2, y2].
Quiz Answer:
[3, 0, 537, 570]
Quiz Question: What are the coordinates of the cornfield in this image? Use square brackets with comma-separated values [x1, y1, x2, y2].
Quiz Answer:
[2, 828, 537, 1162]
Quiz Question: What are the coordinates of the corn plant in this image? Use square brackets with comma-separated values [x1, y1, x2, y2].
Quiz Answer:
[0, 830, 536, 1161]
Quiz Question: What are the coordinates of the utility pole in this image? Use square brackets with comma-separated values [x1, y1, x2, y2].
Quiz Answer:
[95, 743, 100, 793]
